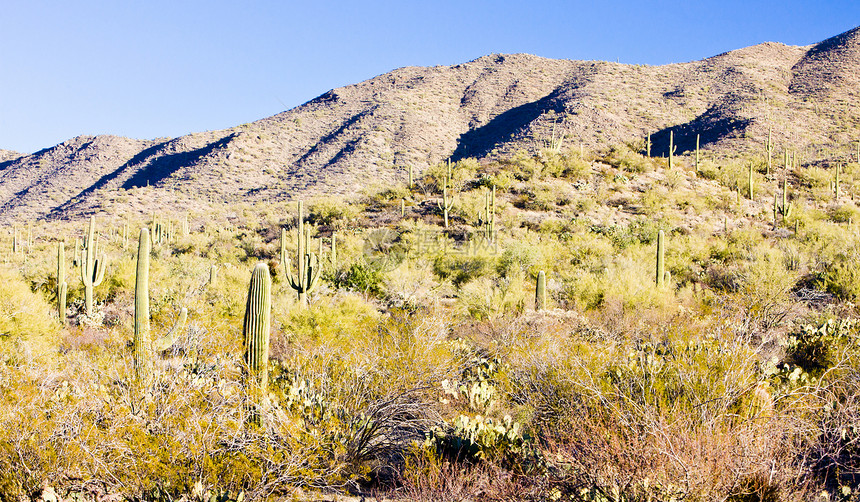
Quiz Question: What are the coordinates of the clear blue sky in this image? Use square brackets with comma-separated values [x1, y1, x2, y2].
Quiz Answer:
[2, 0, 858, 154]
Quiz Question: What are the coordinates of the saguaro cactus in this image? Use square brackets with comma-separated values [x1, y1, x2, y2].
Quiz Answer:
[656, 229, 666, 287]
[766, 127, 774, 176]
[835, 164, 841, 201]
[57, 242, 67, 324]
[134, 228, 152, 383]
[80, 216, 107, 316]
[283, 201, 322, 306]
[483, 186, 497, 242]
[244, 263, 271, 394]
[748, 163, 754, 200]
[330, 231, 337, 268]
[437, 181, 455, 228]
[646, 132, 652, 158]
[209, 264, 218, 288]
[778, 175, 793, 224]
[536, 270, 547, 311]
[695, 134, 701, 173]
[668, 131, 676, 169]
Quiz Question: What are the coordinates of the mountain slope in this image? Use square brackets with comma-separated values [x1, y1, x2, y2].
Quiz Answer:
[2, 27, 859, 223]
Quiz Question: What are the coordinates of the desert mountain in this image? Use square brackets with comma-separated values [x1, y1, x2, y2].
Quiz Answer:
[2, 26, 860, 223]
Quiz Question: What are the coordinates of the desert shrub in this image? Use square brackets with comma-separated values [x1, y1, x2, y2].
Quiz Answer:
[603, 144, 653, 173]
[456, 272, 527, 320]
[829, 204, 860, 224]
[0, 266, 58, 357]
[307, 197, 360, 229]
[332, 262, 385, 297]
[433, 253, 495, 288]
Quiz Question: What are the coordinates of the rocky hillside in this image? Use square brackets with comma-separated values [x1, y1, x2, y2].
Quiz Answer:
[2, 26, 860, 223]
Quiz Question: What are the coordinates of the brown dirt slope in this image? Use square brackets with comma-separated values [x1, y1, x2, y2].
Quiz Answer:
[1, 26, 858, 223]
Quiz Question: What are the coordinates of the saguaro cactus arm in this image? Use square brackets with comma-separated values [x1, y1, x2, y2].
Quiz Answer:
[80, 216, 107, 315]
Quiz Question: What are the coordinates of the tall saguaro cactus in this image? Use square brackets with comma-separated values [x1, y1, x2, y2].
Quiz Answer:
[668, 131, 676, 169]
[57, 242, 67, 324]
[748, 163, 755, 200]
[244, 263, 272, 396]
[536, 270, 547, 311]
[766, 126, 774, 176]
[437, 180, 455, 228]
[695, 134, 701, 173]
[134, 228, 152, 383]
[283, 201, 322, 307]
[656, 230, 666, 287]
[484, 186, 497, 242]
[80, 216, 107, 316]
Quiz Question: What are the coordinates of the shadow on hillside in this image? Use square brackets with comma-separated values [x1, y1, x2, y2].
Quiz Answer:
[46, 134, 235, 218]
[450, 95, 564, 161]
[649, 106, 752, 157]
[121, 134, 235, 189]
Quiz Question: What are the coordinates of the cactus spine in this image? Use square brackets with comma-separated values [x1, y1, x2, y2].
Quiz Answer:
[57, 242, 67, 324]
[80, 216, 107, 316]
[536, 270, 546, 311]
[243, 263, 271, 403]
[656, 229, 665, 287]
[134, 228, 152, 383]
[284, 201, 322, 307]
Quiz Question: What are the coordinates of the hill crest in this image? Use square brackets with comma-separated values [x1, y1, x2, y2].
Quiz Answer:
[1, 27, 859, 223]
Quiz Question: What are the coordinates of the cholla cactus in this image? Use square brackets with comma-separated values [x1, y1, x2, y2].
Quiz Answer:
[80, 216, 107, 316]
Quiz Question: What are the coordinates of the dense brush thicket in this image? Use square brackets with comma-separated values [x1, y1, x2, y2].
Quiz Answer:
[4, 142, 860, 501]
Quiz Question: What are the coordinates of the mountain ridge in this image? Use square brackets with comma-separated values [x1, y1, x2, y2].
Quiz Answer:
[2, 27, 859, 223]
